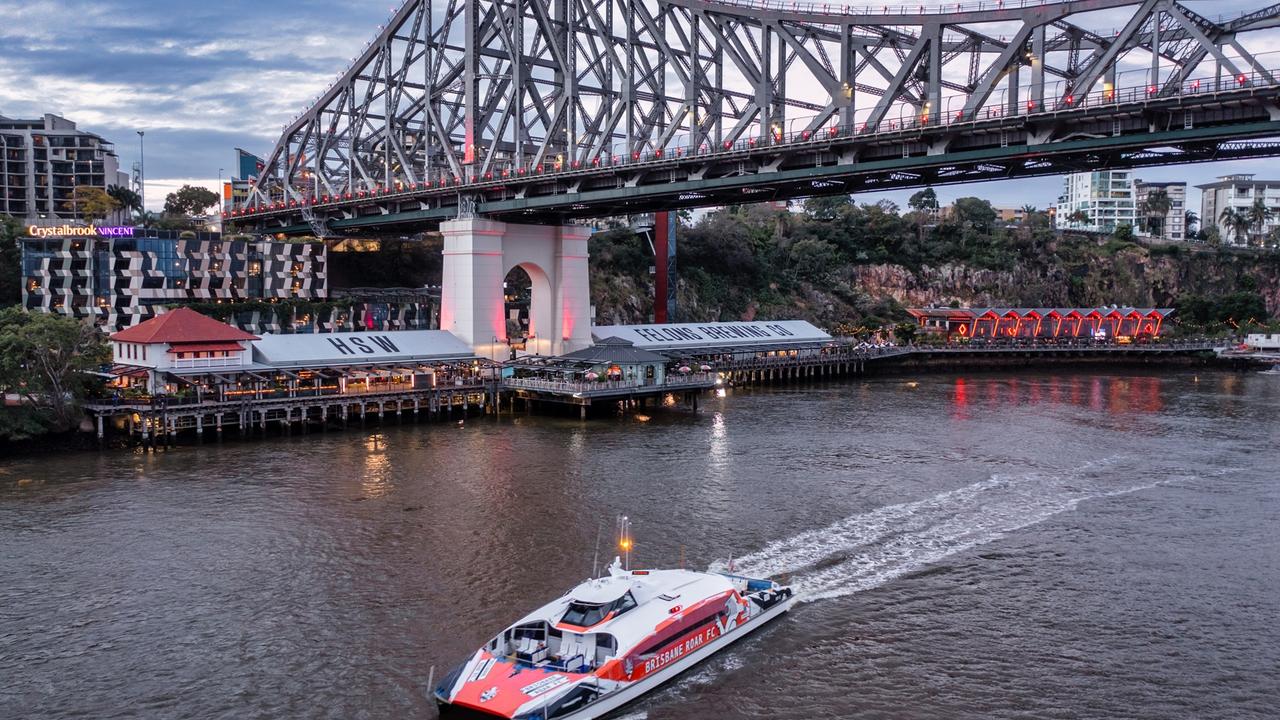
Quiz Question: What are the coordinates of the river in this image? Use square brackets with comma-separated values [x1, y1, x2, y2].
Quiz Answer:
[2, 369, 1278, 719]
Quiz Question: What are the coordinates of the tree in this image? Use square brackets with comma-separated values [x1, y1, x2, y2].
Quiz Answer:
[64, 185, 119, 224]
[1113, 223, 1135, 242]
[787, 237, 839, 283]
[950, 197, 997, 232]
[163, 185, 221, 218]
[1, 217, 23, 308]
[893, 321, 919, 345]
[802, 194, 854, 220]
[1219, 206, 1251, 245]
[107, 184, 143, 218]
[907, 187, 940, 213]
[1247, 196, 1272, 247]
[1184, 209, 1199, 237]
[1139, 188, 1172, 240]
[1067, 209, 1090, 227]
[0, 308, 109, 435]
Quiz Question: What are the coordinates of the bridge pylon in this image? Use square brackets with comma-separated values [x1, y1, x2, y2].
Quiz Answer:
[440, 219, 592, 360]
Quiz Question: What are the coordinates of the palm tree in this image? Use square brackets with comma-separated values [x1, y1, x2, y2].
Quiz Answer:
[1184, 209, 1199, 238]
[1247, 196, 1272, 247]
[1140, 188, 1172, 240]
[1067, 209, 1090, 228]
[1220, 206, 1252, 245]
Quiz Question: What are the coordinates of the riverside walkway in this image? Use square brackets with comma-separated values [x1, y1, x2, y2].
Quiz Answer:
[84, 382, 496, 447]
[709, 339, 1219, 385]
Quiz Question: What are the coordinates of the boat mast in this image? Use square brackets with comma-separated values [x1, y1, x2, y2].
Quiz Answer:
[616, 514, 632, 570]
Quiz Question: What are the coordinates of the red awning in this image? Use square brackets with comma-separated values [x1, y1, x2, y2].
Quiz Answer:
[167, 342, 246, 353]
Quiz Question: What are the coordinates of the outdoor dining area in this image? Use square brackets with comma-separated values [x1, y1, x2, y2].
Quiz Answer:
[502, 336, 718, 413]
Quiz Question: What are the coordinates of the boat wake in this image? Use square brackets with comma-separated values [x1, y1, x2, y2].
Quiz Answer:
[718, 457, 1173, 602]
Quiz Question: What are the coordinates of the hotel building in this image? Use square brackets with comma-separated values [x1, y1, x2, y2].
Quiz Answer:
[1, 113, 130, 223]
[21, 227, 327, 331]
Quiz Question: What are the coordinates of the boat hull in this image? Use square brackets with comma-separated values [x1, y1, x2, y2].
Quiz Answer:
[439, 591, 796, 720]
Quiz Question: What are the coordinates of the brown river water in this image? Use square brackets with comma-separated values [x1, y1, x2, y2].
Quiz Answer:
[2, 369, 1278, 719]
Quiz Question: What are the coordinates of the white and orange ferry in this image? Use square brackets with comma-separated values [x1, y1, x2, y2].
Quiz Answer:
[434, 557, 795, 719]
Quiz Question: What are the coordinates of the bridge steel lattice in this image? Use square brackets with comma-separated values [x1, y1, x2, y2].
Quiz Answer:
[235, 0, 1280, 234]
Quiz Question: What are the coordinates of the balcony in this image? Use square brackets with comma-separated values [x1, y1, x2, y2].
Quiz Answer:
[170, 356, 246, 370]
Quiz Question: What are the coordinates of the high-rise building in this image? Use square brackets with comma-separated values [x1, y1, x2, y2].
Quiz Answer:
[1195, 174, 1280, 245]
[21, 226, 327, 331]
[0, 113, 131, 223]
[1053, 171, 1137, 233]
[1133, 180, 1187, 242]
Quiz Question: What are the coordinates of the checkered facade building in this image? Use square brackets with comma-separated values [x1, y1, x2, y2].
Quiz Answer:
[22, 231, 327, 331]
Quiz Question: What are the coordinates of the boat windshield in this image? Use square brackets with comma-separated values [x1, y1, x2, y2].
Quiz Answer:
[562, 592, 637, 627]
[562, 601, 608, 626]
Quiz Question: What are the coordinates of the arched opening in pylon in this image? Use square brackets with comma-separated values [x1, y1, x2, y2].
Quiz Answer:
[502, 262, 553, 356]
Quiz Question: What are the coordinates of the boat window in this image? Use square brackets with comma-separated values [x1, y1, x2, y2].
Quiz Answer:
[635, 614, 721, 657]
[612, 592, 637, 618]
[562, 601, 608, 627]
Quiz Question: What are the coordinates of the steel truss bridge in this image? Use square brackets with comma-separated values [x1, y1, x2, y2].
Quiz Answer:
[234, 0, 1280, 234]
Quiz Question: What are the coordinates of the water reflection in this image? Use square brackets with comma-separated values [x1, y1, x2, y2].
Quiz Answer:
[953, 374, 1166, 417]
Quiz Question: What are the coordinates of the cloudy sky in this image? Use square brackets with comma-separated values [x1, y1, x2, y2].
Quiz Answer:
[1, 0, 1275, 213]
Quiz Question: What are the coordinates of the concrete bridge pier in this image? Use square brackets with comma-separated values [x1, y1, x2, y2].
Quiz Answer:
[440, 218, 592, 361]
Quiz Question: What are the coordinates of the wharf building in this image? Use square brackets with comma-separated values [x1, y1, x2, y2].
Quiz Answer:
[906, 307, 1176, 342]
[21, 226, 327, 332]
[1196, 174, 1280, 245]
[106, 308, 483, 399]
[1, 113, 130, 223]
[95, 307, 494, 443]
[1053, 171, 1137, 234]
[503, 320, 846, 413]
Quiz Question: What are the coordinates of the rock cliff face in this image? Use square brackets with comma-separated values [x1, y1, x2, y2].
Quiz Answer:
[589, 242, 1280, 327]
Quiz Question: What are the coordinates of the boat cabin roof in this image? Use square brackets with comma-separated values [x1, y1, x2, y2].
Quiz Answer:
[509, 561, 738, 647]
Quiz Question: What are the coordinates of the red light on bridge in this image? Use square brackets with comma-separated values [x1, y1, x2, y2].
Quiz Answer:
[1026, 100, 1036, 111]
[517, 168, 526, 175]
[1147, 85, 1156, 94]
[536, 165, 544, 173]
[801, 130, 811, 140]
[1192, 80, 1201, 91]
[632, 152, 640, 160]
[1065, 94, 1074, 105]
[655, 149, 663, 158]
[1238, 74, 1248, 85]
[724, 141, 732, 149]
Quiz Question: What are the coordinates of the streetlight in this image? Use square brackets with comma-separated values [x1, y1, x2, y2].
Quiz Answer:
[136, 131, 145, 213]
[217, 168, 224, 212]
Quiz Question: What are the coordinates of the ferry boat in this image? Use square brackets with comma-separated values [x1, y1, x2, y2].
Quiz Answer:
[434, 558, 795, 719]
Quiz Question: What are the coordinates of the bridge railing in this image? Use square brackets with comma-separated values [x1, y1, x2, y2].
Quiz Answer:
[705, 0, 1248, 23]
[232, 53, 1280, 216]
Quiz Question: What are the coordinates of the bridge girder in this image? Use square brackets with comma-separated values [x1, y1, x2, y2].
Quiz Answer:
[242, 0, 1280, 227]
